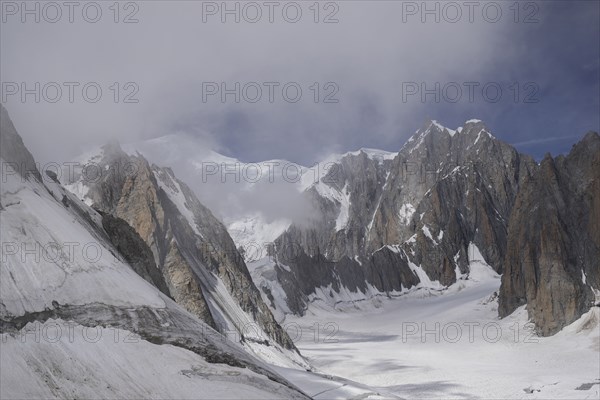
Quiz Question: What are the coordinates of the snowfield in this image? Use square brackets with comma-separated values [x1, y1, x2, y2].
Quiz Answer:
[285, 260, 600, 399]
[245, 242, 599, 398]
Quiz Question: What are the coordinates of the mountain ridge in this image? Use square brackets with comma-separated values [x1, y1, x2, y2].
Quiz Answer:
[61, 139, 307, 367]
[61, 115, 599, 336]
[0, 103, 311, 398]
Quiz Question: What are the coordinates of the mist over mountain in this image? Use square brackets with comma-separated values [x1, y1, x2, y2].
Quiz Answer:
[2, 1, 599, 398]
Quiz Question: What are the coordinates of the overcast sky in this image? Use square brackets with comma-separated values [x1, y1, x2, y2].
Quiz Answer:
[2, 0, 599, 167]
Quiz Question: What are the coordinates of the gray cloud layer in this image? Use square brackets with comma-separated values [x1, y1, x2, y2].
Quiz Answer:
[2, 1, 598, 222]
[2, 1, 568, 163]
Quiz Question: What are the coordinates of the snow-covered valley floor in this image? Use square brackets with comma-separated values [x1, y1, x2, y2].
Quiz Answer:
[285, 276, 600, 399]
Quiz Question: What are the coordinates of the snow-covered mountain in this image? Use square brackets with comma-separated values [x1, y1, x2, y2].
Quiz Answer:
[2, 104, 402, 399]
[251, 120, 598, 338]
[3, 100, 598, 397]
[121, 134, 308, 245]
[122, 134, 398, 247]
[118, 120, 599, 337]
[254, 120, 529, 313]
[61, 140, 308, 368]
[0, 104, 308, 398]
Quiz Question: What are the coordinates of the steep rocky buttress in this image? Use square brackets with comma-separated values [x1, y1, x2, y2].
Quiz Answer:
[499, 132, 600, 335]
[65, 143, 300, 356]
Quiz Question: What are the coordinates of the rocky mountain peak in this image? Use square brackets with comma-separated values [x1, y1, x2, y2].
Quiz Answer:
[64, 142, 302, 359]
[459, 119, 493, 136]
[570, 131, 600, 160]
[582, 130, 600, 143]
[418, 119, 453, 137]
[424, 119, 447, 133]
[257, 115, 561, 330]
[401, 118, 497, 158]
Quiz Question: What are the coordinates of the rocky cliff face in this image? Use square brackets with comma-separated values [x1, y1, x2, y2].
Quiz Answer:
[299, 150, 394, 260]
[368, 120, 533, 252]
[99, 211, 171, 297]
[499, 132, 600, 335]
[64, 143, 300, 356]
[261, 121, 599, 336]
[265, 120, 537, 315]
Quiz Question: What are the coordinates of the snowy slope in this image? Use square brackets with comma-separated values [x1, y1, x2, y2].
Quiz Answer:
[0, 160, 312, 398]
[1, 321, 304, 400]
[1, 106, 353, 398]
[288, 253, 600, 399]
